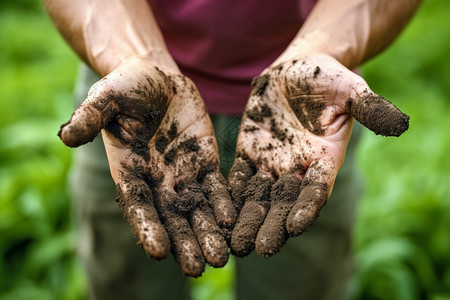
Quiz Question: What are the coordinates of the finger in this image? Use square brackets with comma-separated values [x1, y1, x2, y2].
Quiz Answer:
[200, 170, 237, 229]
[191, 205, 229, 268]
[177, 181, 229, 267]
[155, 189, 205, 277]
[346, 86, 409, 137]
[228, 156, 255, 211]
[286, 159, 333, 237]
[115, 174, 170, 260]
[230, 171, 274, 257]
[59, 86, 119, 147]
[255, 173, 301, 258]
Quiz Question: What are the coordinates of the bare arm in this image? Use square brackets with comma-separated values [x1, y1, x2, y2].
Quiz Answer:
[43, 0, 178, 75]
[276, 0, 422, 68]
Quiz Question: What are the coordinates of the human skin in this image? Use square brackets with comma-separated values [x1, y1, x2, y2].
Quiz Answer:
[44, 0, 422, 274]
[229, 0, 421, 257]
[44, 0, 236, 277]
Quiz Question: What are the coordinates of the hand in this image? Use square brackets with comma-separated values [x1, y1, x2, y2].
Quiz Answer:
[59, 58, 236, 277]
[229, 53, 409, 257]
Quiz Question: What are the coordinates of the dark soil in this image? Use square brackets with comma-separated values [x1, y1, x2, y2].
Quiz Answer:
[346, 94, 409, 137]
[251, 73, 270, 96]
[246, 103, 272, 123]
[243, 124, 260, 132]
[230, 172, 274, 257]
[164, 148, 177, 165]
[286, 179, 328, 237]
[228, 156, 255, 211]
[157, 129, 201, 166]
[59, 70, 172, 160]
[155, 121, 178, 154]
[115, 176, 170, 260]
[255, 174, 301, 257]
[200, 170, 237, 229]
[313, 66, 321, 78]
[287, 94, 325, 135]
[181, 137, 200, 152]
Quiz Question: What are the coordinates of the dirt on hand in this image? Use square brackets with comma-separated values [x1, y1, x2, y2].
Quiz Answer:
[346, 94, 409, 137]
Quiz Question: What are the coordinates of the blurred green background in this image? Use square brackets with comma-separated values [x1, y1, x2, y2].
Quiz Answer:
[0, 0, 449, 299]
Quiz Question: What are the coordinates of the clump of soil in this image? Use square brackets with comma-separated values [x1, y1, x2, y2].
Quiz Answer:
[230, 172, 274, 257]
[115, 177, 170, 260]
[199, 170, 237, 230]
[243, 124, 260, 132]
[286, 179, 328, 237]
[251, 74, 270, 96]
[155, 121, 178, 154]
[246, 103, 272, 123]
[164, 148, 177, 165]
[181, 137, 200, 152]
[228, 156, 255, 211]
[255, 173, 301, 257]
[287, 94, 325, 135]
[155, 123, 201, 166]
[313, 66, 321, 78]
[346, 94, 409, 137]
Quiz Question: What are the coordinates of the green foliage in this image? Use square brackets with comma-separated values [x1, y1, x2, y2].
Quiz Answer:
[352, 0, 450, 298]
[0, 3, 85, 300]
[0, 0, 449, 299]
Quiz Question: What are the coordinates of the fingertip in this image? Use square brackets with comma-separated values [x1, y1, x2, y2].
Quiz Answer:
[58, 104, 105, 147]
[58, 122, 94, 148]
[164, 213, 206, 278]
[286, 182, 328, 237]
[201, 171, 237, 228]
[230, 201, 268, 257]
[115, 182, 171, 260]
[230, 171, 273, 257]
[255, 174, 301, 258]
[347, 94, 410, 137]
[190, 206, 229, 268]
[228, 156, 255, 210]
[132, 206, 171, 259]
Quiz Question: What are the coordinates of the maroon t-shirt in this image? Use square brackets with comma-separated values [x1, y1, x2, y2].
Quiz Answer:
[148, 0, 316, 115]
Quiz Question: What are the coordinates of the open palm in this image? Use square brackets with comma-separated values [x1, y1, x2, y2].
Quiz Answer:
[229, 54, 409, 258]
[59, 59, 236, 277]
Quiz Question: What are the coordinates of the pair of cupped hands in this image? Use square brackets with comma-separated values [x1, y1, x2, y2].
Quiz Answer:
[59, 53, 409, 277]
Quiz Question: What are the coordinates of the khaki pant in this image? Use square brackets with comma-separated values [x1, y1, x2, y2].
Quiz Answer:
[70, 64, 363, 300]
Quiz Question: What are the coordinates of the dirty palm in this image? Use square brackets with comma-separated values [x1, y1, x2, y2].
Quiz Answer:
[59, 54, 409, 277]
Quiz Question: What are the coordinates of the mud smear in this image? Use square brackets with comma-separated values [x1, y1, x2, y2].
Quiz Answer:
[287, 94, 325, 135]
[230, 172, 274, 257]
[251, 73, 270, 96]
[255, 174, 301, 257]
[313, 66, 321, 78]
[176, 181, 229, 268]
[243, 124, 260, 132]
[115, 176, 170, 260]
[200, 171, 237, 230]
[228, 156, 255, 211]
[346, 94, 409, 137]
[190, 204, 229, 268]
[105, 73, 173, 161]
[181, 137, 200, 152]
[155, 121, 178, 153]
[246, 103, 272, 123]
[286, 179, 328, 237]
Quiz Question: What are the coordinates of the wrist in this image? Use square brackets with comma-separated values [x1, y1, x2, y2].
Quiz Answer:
[90, 50, 180, 77]
[272, 31, 360, 69]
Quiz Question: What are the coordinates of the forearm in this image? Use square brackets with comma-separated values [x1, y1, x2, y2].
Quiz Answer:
[277, 0, 422, 69]
[43, 0, 178, 76]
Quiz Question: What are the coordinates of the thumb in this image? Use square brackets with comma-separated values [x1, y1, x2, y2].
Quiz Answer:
[346, 81, 409, 137]
[59, 83, 118, 147]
